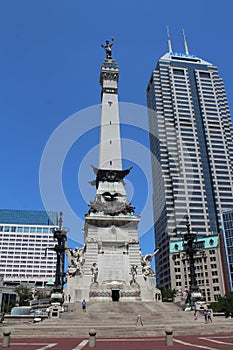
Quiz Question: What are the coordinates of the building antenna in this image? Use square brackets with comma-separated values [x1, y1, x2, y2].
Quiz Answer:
[182, 28, 189, 55]
[166, 26, 173, 53]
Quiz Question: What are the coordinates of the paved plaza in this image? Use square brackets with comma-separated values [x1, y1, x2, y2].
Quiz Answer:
[1, 334, 233, 350]
[1, 302, 233, 349]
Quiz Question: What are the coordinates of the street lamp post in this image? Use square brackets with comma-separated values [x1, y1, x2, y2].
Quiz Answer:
[53, 212, 68, 293]
[183, 215, 200, 308]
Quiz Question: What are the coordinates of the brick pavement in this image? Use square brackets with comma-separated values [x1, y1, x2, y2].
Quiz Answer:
[88, 335, 233, 350]
[1, 334, 233, 350]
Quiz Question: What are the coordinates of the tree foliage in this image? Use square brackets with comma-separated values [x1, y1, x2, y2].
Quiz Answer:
[14, 285, 33, 306]
[1, 299, 16, 315]
[209, 292, 233, 317]
[157, 286, 176, 302]
[35, 289, 51, 300]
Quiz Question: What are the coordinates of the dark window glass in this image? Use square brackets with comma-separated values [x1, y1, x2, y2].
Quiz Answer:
[173, 69, 185, 76]
[200, 72, 210, 79]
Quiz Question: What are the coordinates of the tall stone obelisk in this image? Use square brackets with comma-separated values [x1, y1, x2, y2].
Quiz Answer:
[65, 40, 157, 302]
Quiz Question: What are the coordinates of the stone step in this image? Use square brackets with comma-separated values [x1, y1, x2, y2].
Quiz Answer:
[65, 300, 182, 313]
[9, 318, 233, 338]
[5, 301, 231, 339]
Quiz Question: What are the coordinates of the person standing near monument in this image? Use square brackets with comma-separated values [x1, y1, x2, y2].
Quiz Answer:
[207, 310, 212, 323]
[203, 309, 208, 323]
[194, 310, 198, 320]
[82, 299, 87, 312]
[136, 314, 143, 326]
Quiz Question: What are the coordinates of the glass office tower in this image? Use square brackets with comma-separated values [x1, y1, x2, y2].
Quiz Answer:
[147, 40, 233, 299]
[221, 209, 233, 292]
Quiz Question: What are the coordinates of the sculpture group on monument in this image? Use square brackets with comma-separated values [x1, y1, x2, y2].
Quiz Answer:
[65, 40, 159, 302]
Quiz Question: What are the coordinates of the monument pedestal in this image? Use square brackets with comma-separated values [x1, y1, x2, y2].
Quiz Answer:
[65, 212, 157, 302]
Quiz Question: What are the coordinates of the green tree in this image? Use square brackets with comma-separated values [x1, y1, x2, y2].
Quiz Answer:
[209, 292, 233, 317]
[35, 289, 51, 300]
[158, 286, 176, 302]
[14, 285, 33, 306]
[1, 299, 16, 315]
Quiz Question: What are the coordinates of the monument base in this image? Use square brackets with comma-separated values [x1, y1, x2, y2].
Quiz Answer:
[65, 274, 157, 302]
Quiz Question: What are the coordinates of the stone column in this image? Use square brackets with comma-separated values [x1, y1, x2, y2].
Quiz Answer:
[89, 328, 96, 348]
[2, 329, 11, 348]
[165, 328, 173, 346]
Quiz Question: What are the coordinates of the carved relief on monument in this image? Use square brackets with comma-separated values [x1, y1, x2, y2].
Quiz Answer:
[90, 290, 111, 298]
[110, 225, 116, 234]
[102, 72, 118, 81]
[88, 189, 135, 216]
[121, 290, 140, 297]
[88, 197, 135, 216]
[129, 238, 139, 244]
[130, 264, 138, 285]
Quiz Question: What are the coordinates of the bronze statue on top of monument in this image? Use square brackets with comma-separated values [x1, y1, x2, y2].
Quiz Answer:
[101, 37, 114, 59]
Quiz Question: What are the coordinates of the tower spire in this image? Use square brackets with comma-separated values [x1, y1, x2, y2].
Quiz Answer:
[166, 26, 173, 53]
[182, 28, 189, 55]
[99, 44, 121, 170]
[90, 39, 132, 191]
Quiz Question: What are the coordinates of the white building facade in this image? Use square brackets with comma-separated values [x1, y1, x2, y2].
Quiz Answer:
[0, 209, 58, 287]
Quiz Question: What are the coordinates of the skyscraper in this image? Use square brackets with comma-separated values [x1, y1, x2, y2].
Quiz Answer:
[147, 31, 233, 299]
[221, 208, 233, 292]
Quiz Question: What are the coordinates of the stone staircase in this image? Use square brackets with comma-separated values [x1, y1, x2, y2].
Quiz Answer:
[5, 301, 233, 338]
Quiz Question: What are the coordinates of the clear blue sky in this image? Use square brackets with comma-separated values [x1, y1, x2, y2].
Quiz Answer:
[1, 1, 233, 253]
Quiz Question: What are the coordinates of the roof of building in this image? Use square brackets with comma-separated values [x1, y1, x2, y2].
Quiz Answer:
[160, 51, 212, 66]
[0, 209, 58, 226]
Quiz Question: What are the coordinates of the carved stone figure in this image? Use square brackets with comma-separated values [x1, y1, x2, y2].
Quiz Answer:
[66, 245, 85, 277]
[91, 263, 99, 283]
[101, 37, 114, 59]
[130, 264, 138, 284]
[68, 260, 83, 277]
[141, 252, 156, 280]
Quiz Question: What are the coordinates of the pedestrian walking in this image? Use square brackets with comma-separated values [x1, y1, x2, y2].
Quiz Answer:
[203, 309, 208, 323]
[68, 294, 71, 303]
[82, 299, 87, 312]
[136, 314, 143, 326]
[207, 310, 212, 323]
[194, 310, 198, 320]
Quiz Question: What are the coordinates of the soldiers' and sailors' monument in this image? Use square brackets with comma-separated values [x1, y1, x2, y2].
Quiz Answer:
[65, 39, 158, 302]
